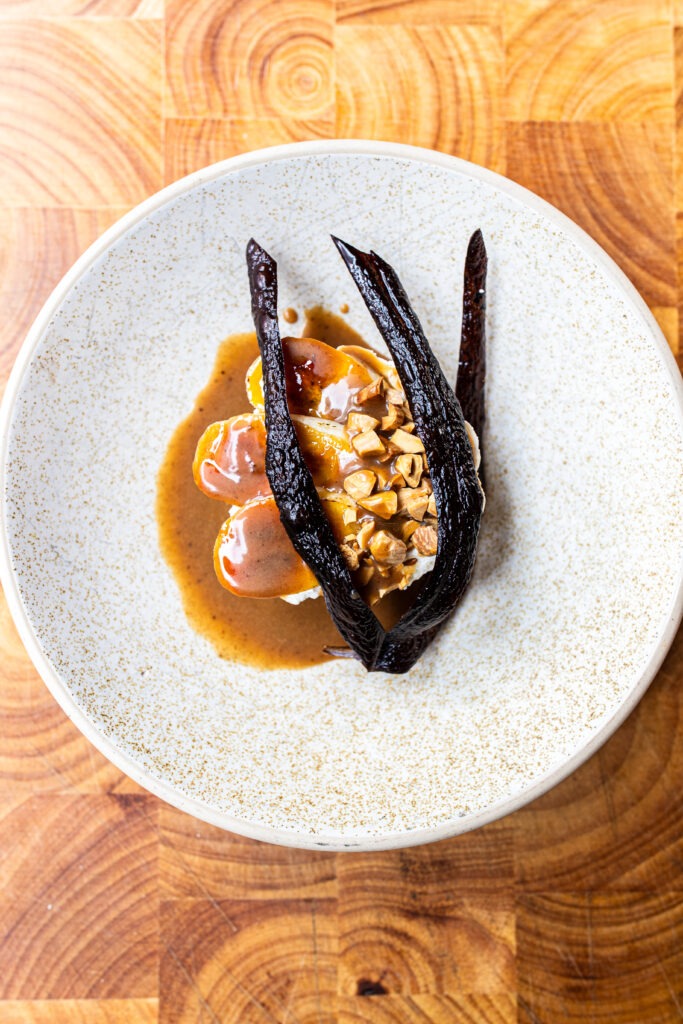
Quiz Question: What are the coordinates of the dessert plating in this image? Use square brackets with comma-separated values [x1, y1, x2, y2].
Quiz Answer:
[190, 233, 488, 672]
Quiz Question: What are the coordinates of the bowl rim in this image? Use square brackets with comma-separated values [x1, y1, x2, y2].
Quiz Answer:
[1, 138, 682, 851]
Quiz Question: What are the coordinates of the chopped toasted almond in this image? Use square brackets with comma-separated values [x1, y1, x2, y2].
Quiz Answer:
[385, 386, 404, 405]
[397, 484, 428, 508]
[347, 411, 380, 434]
[343, 469, 376, 500]
[355, 563, 374, 586]
[351, 429, 385, 458]
[400, 519, 420, 543]
[398, 562, 417, 590]
[381, 404, 404, 432]
[412, 525, 438, 556]
[340, 543, 360, 570]
[356, 519, 376, 549]
[395, 453, 422, 488]
[427, 493, 437, 517]
[406, 492, 429, 521]
[342, 506, 358, 525]
[357, 377, 384, 403]
[390, 428, 424, 454]
[357, 490, 398, 520]
[369, 530, 407, 566]
[396, 486, 415, 512]
[382, 438, 404, 457]
[386, 368, 402, 391]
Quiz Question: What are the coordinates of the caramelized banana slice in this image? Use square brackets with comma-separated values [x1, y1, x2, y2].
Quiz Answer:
[293, 415, 370, 489]
[214, 495, 351, 599]
[195, 412, 369, 506]
[246, 336, 375, 421]
[193, 413, 269, 504]
[337, 344, 401, 391]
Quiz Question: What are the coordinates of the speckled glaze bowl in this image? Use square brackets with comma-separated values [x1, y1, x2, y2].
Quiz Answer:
[2, 141, 683, 850]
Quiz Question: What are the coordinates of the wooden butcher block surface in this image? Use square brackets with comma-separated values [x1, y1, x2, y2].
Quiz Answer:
[0, 0, 682, 1021]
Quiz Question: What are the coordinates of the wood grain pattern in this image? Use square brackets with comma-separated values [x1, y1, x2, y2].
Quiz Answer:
[165, 0, 334, 122]
[517, 893, 683, 1023]
[336, 994, 516, 1024]
[0, 1002, 158, 1024]
[0, 19, 162, 206]
[160, 898, 337, 1023]
[514, 632, 683, 892]
[163, 117, 332, 183]
[160, 804, 337, 899]
[505, 121, 675, 309]
[505, 0, 673, 123]
[338, 892, 515, 997]
[1, 1, 683, 1021]
[0, 0, 161, 16]
[336, 26, 505, 172]
[335, 0, 500, 26]
[0, 794, 158, 999]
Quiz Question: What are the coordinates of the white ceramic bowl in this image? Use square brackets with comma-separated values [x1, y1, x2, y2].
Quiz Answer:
[2, 141, 682, 851]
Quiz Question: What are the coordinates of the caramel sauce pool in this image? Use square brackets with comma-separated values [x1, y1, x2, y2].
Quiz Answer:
[157, 308, 411, 669]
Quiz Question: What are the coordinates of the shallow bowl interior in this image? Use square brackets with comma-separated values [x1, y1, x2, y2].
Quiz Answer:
[2, 141, 682, 850]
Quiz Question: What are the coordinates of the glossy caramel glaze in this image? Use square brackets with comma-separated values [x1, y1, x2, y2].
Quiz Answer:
[157, 330, 343, 668]
[157, 310, 415, 668]
[193, 413, 270, 503]
[215, 496, 316, 598]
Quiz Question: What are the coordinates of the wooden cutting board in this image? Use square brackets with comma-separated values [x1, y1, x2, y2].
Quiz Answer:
[0, 1, 682, 1021]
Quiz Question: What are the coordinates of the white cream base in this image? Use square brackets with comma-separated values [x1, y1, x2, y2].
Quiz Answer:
[281, 551, 436, 604]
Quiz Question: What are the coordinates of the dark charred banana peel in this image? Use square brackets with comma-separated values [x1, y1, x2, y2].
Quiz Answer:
[246, 234, 486, 673]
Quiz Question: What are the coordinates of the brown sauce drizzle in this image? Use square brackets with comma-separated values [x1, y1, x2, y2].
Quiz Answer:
[282, 307, 298, 324]
[156, 309, 415, 670]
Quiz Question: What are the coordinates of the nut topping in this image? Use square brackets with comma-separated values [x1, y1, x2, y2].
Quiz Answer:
[387, 471, 406, 489]
[357, 378, 384, 404]
[400, 519, 420, 543]
[340, 543, 360, 570]
[412, 525, 438, 556]
[351, 429, 385, 458]
[398, 562, 417, 589]
[356, 519, 376, 549]
[405, 492, 430, 521]
[381, 404, 404, 432]
[395, 453, 422, 488]
[369, 530, 407, 566]
[397, 485, 428, 511]
[357, 490, 398, 520]
[343, 469, 376, 500]
[347, 411, 380, 434]
[389, 428, 425, 454]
